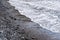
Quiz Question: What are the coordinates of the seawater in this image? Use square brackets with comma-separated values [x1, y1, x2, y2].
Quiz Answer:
[8, 0, 60, 33]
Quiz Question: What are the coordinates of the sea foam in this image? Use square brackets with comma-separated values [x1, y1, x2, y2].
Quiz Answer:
[8, 0, 60, 33]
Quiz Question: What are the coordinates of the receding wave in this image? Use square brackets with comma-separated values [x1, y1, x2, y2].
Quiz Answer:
[8, 0, 60, 33]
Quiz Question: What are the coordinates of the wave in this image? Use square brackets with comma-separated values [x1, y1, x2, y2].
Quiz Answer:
[8, 0, 60, 33]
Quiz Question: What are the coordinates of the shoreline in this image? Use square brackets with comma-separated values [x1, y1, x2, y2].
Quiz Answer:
[0, 0, 60, 40]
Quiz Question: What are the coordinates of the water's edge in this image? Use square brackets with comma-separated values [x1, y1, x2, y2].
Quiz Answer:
[8, 0, 60, 33]
[0, 0, 60, 40]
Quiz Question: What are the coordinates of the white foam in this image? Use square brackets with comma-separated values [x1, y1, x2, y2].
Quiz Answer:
[8, 0, 60, 33]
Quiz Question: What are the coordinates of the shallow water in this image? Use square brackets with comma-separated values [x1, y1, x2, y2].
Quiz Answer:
[8, 0, 60, 33]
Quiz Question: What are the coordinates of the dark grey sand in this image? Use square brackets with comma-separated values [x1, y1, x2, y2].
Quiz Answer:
[0, 0, 60, 40]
